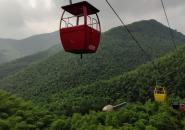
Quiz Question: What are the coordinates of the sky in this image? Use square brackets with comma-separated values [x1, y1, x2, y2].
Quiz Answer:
[0, 0, 185, 39]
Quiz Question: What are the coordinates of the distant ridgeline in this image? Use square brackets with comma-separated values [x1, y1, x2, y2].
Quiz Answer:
[0, 20, 185, 116]
[0, 31, 59, 64]
[0, 45, 60, 80]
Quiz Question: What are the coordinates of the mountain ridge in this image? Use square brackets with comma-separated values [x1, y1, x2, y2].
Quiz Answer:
[0, 31, 59, 64]
[0, 44, 60, 80]
[0, 19, 184, 102]
[46, 46, 185, 115]
[1, 20, 185, 129]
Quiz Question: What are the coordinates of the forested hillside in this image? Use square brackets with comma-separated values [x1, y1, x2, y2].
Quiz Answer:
[0, 31, 59, 64]
[41, 46, 185, 116]
[0, 39, 20, 64]
[0, 20, 185, 102]
[0, 45, 60, 80]
[0, 90, 57, 129]
[0, 90, 185, 130]
[1, 19, 185, 130]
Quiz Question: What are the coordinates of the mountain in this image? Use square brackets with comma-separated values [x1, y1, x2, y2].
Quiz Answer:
[0, 31, 59, 64]
[0, 90, 185, 130]
[0, 19, 185, 104]
[0, 39, 20, 64]
[0, 45, 60, 80]
[1, 19, 185, 130]
[47, 46, 185, 115]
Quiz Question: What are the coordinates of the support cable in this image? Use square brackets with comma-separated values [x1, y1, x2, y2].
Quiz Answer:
[160, 0, 177, 49]
[105, 0, 152, 60]
[105, 0, 164, 86]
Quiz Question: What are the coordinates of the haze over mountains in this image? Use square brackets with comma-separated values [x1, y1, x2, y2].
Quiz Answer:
[0, 45, 60, 80]
[0, 31, 60, 64]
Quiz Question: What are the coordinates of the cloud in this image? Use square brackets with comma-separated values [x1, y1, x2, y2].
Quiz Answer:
[100, 0, 185, 34]
[0, 0, 185, 39]
[0, 0, 24, 28]
[0, 0, 60, 39]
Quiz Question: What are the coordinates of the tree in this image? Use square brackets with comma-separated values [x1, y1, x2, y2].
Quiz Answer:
[51, 119, 70, 130]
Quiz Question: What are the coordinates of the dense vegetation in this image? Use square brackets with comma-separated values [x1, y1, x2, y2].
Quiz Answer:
[0, 20, 185, 102]
[0, 31, 59, 64]
[44, 46, 185, 116]
[0, 90, 57, 129]
[1, 19, 185, 129]
[1, 90, 185, 130]
[62, 101, 185, 130]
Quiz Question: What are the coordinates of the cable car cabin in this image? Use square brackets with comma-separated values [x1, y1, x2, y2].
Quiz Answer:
[59, 1, 101, 54]
[172, 103, 180, 110]
[172, 103, 185, 112]
[154, 86, 167, 103]
[179, 104, 185, 112]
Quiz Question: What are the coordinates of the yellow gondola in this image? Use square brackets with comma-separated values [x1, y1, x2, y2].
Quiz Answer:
[154, 86, 167, 103]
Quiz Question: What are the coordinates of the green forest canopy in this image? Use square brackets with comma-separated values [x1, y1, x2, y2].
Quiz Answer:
[1, 90, 185, 130]
[0, 20, 185, 130]
[0, 20, 185, 103]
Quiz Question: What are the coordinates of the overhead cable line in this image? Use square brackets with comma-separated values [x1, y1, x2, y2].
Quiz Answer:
[105, 0, 164, 86]
[105, 0, 152, 60]
[160, 0, 177, 49]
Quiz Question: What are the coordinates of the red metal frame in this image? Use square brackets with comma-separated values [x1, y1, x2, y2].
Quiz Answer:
[59, 1, 101, 54]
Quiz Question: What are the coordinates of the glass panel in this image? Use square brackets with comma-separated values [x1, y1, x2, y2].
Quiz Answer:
[61, 12, 85, 28]
[87, 14, 100, 31]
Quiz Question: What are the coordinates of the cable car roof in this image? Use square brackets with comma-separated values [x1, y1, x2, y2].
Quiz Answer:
[62, 1, 100, 16]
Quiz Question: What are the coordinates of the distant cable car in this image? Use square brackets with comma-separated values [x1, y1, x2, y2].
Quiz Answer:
[179, 104, 185, 112]
[102, 102, 127, 112]
[172, 103, 185, 112]
[154, 86, 167, 103]
[172, 103, 180, 110]
[59, 1, 101, 55]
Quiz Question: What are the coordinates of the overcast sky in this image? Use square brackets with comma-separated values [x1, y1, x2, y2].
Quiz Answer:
[0, 0, 185, 39]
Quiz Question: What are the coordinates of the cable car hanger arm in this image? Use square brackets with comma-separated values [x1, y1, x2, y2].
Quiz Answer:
[69, 0, 72, 4]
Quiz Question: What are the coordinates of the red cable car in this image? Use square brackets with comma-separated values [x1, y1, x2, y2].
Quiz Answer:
[59, 1, 101, 54]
